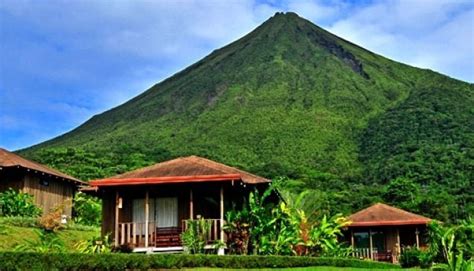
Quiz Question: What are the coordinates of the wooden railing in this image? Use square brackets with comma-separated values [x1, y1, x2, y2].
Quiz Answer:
[182, 219, 223, 243]
[352, 248, 378, 259]
[117, 219, 224, 248]
[117, 222, 156, 247]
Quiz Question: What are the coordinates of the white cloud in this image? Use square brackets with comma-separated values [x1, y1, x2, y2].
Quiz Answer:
[327, 0, 474, 81]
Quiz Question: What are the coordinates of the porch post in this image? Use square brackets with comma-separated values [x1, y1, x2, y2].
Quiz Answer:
[396, 228, 400, 246]
[415, 228, 420, 248]
[351, 229, 354, 247]
[145, 190, 149, 248]
[218, 185, 225, 255]
[114, 190, 119, 247]
[396, 228, 401, 262]
[189, 188, 194, 219]
[351, 229, 355, 257]
[369, 229, 373, 260]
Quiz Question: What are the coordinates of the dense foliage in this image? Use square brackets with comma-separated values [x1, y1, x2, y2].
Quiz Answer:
[224, 189, 351, 257]
[427, 220, 474, 271]
[397, 220, 474, 270]
[19, 12, 474, 222]
[181, 218, 215, 254]
[0, 189, 42, 217]
[73, 192, 101, 226]
[0, 252, 401, 270]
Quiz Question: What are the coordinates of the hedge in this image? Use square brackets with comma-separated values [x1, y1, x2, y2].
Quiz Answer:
[0, 252, 400, 270]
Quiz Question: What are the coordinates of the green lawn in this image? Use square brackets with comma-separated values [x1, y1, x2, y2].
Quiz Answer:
[0, 224, 99, 251]
[186, 268, 418, 271]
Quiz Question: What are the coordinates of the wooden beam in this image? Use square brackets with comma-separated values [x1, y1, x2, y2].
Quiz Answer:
[218, 185, 225, 255]
[145, 190, 149, 248]
[351, 230, 354, 248]
[190, 188, 194, 219]
[114, 190, 119, 247]
[415, 228, 420, 248]
[369, 229, 373, 260]
[397, 228, 400, 247]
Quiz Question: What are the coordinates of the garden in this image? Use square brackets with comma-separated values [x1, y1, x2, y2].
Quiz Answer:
[0, 188, 472, 270]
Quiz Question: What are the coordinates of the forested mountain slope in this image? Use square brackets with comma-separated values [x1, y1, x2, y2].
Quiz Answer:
[20, 12, 473, 222]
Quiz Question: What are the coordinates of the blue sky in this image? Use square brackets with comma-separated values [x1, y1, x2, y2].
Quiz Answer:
[1, 0, 473, 151]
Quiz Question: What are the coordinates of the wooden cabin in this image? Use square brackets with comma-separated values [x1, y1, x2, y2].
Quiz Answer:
[0, 148, 85, 217]
[88, 155, 273, 254]
[346, 203, 432, 263]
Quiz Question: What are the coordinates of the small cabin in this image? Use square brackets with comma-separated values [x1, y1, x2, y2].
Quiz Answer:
[0, 148, 85, 217]
[87, 155, 274, 254]
[346, 203, 432, 263]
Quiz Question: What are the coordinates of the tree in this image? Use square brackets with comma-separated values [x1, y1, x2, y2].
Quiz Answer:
[383, 177, 421, 211]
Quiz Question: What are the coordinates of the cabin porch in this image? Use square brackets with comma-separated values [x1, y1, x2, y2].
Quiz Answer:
[102, 181, 248, 253]
[349, 225, 428, 263]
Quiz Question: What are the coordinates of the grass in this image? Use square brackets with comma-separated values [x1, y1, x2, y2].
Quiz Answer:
[0, 224, 99, 251]
[188, 268, 417, 271]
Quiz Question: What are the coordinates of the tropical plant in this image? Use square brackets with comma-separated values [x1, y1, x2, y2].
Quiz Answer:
[74, 234, 112, 253]
[309, 214, 352, 257]
[224, 206, 251, 254]
[230, 188, 352, 257]
[0, 188, 42, 217]
[73, 192, 101, 226]
[14, 229, 65, 252]
[181, 217, 212, 254]
[428, 220, 474, 271]
[247, 188, 277, 255]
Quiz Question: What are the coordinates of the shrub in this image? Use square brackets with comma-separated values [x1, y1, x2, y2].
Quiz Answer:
[418, 250, 433, 269]
[38, 202, 69, 231]
[224, 206, 251, 255]
[181, 217, 212, 254]
[73, 192, 101, 226]
[0, 188, 42, 217]
[0, 252, 401, 270]
[399, 246, 421, 268]
[75, 234, 112, 253]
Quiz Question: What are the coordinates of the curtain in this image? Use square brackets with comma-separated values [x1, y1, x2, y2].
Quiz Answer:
[156, 197, 178, 228]
[132, 198, 156, 234]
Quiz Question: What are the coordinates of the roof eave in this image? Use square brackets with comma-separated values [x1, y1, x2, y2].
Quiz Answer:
[90, 174, 242, 187]
[348, 220, 432, 227]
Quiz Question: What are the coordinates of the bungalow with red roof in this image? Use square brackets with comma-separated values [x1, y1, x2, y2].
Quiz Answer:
[346, 203, 432, 263]
[88, 155, 273, 254]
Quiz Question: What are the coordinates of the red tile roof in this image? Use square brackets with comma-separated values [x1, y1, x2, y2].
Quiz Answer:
[0, 148, 84, 184]
[348, 203, 431, 227]
[90, 155, 270, 187]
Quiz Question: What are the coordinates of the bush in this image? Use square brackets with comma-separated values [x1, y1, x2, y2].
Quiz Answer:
[399, 247, 421, 268]
[74, 234, 112, 253]
[73, 192, 101, 226]
[181, 217, 212, 254]
[0, 189, 42, 217]
[0, 252, 401, 270]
